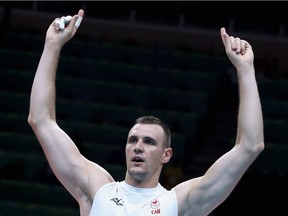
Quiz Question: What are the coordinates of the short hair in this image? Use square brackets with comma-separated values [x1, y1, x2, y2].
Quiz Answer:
[135, 116, 171, 148]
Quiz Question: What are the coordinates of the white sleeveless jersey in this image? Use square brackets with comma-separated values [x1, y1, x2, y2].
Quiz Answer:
[88, 181, 178, 216]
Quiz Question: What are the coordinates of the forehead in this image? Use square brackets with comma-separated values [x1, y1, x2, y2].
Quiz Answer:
[128, 123, 164, 140]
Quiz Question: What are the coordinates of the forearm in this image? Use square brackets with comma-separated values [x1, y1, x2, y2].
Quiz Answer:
[236, 65, 264, 149]
[28, 42, 62, 125]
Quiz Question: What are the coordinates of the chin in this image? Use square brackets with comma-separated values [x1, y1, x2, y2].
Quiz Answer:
[128, 168, 146, 179]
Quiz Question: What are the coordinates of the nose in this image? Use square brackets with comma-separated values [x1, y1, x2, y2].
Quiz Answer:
[133, 140, 144, 154]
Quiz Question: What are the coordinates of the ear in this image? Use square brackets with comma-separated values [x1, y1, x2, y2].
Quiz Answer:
[162, 148, 173, 164]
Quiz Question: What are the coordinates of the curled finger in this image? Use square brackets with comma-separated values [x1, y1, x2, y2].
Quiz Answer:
[53, 18, 61, 31]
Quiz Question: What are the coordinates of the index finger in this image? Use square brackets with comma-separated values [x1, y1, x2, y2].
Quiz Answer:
[75, 9, 84, 28]
[67, 9, 84, 30]
[220, 27, 230, 48]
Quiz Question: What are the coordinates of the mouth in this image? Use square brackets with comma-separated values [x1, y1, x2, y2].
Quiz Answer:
[131, 156, 144, 164]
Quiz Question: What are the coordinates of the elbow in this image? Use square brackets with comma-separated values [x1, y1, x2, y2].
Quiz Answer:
[255, 133, 265, 154]
[243, 131, 265, 155]
[250, 140, 265, 157]
[27, 112, 51, 129]
[238, 136, 265, 156]
[27, 113, 39, 128]
[257, 140, 265, 154]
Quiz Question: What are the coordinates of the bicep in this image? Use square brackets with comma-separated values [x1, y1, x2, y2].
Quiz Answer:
[31, 120, 113, 201]
[175, 145, 257, 215]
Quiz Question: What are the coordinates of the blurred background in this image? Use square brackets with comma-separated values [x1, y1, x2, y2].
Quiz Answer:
[0, 1, 288, 216]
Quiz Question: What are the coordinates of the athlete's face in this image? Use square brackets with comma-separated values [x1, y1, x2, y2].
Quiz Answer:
[125, 123, 172, 182]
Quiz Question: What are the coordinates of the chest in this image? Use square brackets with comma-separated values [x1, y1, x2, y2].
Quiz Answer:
[89, 186, 178, 216]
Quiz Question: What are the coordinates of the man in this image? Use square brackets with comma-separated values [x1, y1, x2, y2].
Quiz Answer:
[28, 9, 264, 216]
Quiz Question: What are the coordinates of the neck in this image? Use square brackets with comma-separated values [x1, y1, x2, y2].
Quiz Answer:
[124, 172, 159, 188]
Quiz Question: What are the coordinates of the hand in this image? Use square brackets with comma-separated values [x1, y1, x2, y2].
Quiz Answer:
[46, 9, 84, 48]
[220, 27, 254, 69]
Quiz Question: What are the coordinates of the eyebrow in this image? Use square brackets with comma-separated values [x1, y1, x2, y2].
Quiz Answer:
[128, 135, 157, 143]
[143, 136, 157, 143]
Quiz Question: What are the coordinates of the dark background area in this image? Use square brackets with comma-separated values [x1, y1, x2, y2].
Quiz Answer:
[0, 1, 288, 216]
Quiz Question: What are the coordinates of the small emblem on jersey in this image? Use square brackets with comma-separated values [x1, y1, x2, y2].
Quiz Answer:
[150, 198, 160, 209]
[110, 188, 124, 206]
[110, 197, 124, 206]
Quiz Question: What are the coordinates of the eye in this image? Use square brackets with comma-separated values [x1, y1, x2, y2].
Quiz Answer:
[143, 137, 156, 145]
[128, 136, 138, 144]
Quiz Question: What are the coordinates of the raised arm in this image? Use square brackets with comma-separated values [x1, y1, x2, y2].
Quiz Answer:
[174, 27, 264, 216]
[221, 27, 264, 151]
[27, 9, 113, 213]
